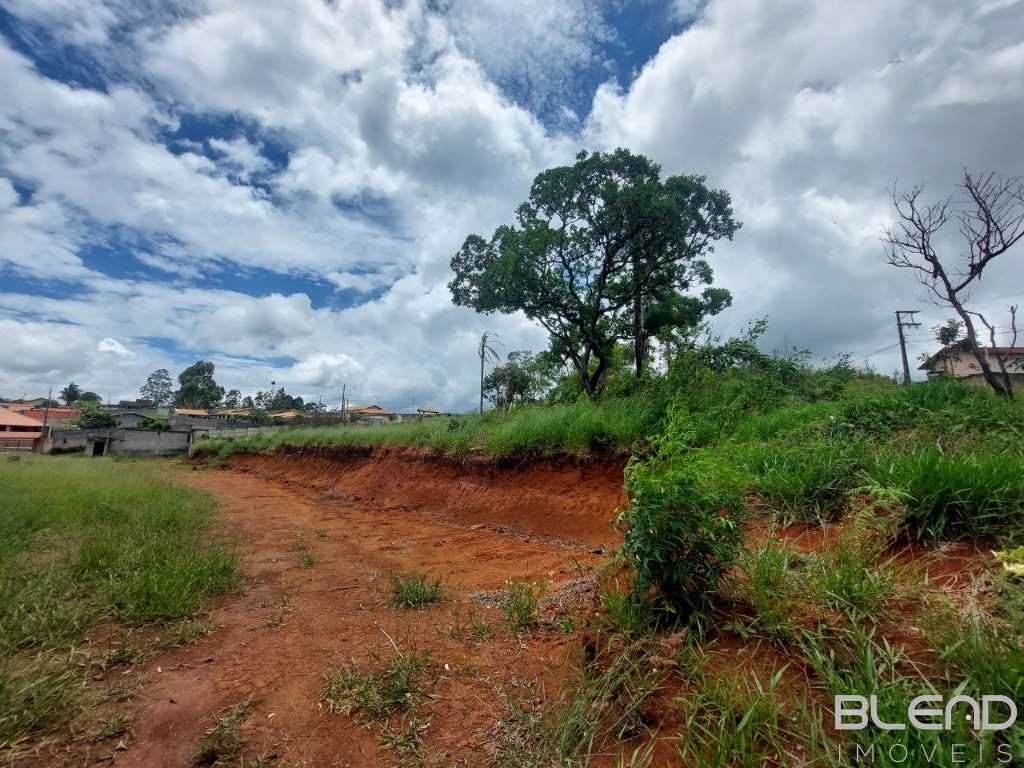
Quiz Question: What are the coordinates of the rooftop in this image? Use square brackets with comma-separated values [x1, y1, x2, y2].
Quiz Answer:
[0, 410, 45, 428]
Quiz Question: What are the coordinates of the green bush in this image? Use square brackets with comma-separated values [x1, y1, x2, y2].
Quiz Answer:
[618, 412, 743, 619]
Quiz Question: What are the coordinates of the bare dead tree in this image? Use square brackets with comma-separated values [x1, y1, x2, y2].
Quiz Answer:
[883, 171, 1024, 399]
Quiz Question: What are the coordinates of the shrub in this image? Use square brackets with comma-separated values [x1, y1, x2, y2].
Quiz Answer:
[618, 411, 743, 619]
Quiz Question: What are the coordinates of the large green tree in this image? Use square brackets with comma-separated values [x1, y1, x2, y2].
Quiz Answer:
[174, 361, 224, 409]
[449, 149, 740, 396]
[140, 368, 174, 407]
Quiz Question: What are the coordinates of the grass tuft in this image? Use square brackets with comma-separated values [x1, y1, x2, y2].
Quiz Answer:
[501, 579, 546, 633]
[389, 572, 444, 609]
[321, 650, 433, 722]
[194, 697, 253, 766]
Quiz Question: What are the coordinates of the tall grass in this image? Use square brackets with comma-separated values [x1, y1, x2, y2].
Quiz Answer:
[866, 447, 1024, 540]
[0, 456, 238, 749]
[200, 394, 666, 459]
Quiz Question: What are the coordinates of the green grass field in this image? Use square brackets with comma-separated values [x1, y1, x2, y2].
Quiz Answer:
[0, 456, 237, 751]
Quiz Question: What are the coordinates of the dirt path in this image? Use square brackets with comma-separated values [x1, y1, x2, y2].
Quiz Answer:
[89, 452, 625, 768]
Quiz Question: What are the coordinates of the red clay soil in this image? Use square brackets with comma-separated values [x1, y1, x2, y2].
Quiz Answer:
[221, 444, 630, 549]
[30, 449, 628, 768]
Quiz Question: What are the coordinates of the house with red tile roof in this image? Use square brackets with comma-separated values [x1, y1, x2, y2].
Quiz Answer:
[0, 410, 45, 452]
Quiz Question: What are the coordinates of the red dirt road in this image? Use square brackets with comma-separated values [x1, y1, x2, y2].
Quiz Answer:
[75, 449, 626, 768]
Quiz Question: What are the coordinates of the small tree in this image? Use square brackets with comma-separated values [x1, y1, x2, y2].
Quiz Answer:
[141, 369, 175, 407]
[884, 171, 1024, 398]
[78, 391, 102, 405]
[73, 402, 117, 429]
[483, 350, 548, 409]
[60, 382, 81, 405]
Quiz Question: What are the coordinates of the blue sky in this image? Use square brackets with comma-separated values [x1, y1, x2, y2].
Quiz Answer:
[1, 0, 1022, 409]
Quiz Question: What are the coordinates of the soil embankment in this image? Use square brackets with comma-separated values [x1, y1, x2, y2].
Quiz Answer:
[219, 444, 629, 549]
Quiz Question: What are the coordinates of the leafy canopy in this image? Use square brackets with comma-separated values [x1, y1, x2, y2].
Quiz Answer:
[174, 361, 224, 409]
[140, 368, 174, 407]
[449, 148, 739, 395]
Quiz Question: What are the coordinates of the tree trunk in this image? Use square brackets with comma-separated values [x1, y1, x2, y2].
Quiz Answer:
[633, 292, 646, 383]
[957, 307, 1013, 399]
[588, 354, 610, 397]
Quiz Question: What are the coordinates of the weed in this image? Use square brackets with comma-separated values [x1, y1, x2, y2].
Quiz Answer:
[867, 447, 1024, 540]
[677, 667, 804, 767]
[804, 513, 902, 620]
[445, 610, 492, 641]
[748, 441, 862, 523]
[264, 596, 296, 628]
[599, 583, 655, 637]
[389, 573, 444, 609]
[298, 553, 315, 569]
[194, 697, 254, 766]
[502, 579, 545, 633]
[155, 619, 216, 651]
[732, 543, 803, 641]
[321, 650, 433, 721]
[492, 640, 660, 767]
[0, 653, 87, 747]
[88, 713, 133, 742]
[380, 715, 431, 767]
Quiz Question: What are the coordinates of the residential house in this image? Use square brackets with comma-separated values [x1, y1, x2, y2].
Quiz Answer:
[216, 408, 252, 420]
[0, 410, 45, 452]
[0, 402, 78, 427]
[113, 411, 150, 428]
[169, 408, 214, 426]
[919, 346, 1024, 389]
[343, 404, 394, 426]
[416, 407, 441, 416]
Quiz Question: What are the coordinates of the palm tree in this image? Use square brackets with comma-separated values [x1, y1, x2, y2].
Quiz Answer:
[478, 332, 503, 414]
[60, 382, 81, 405]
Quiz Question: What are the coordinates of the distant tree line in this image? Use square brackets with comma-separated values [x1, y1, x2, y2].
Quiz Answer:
[53, 361, 324, 418]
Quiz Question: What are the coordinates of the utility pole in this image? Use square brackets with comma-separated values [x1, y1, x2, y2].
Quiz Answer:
[41, 387, 52, 452]
[340, 384, 346, 420]
[895, 310, 921, 385]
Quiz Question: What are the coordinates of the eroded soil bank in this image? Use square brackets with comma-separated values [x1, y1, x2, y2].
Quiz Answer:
[217, 444, 629, 549]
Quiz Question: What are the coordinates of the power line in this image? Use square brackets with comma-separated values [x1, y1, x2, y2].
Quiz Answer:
[848, 342, 902, 364]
